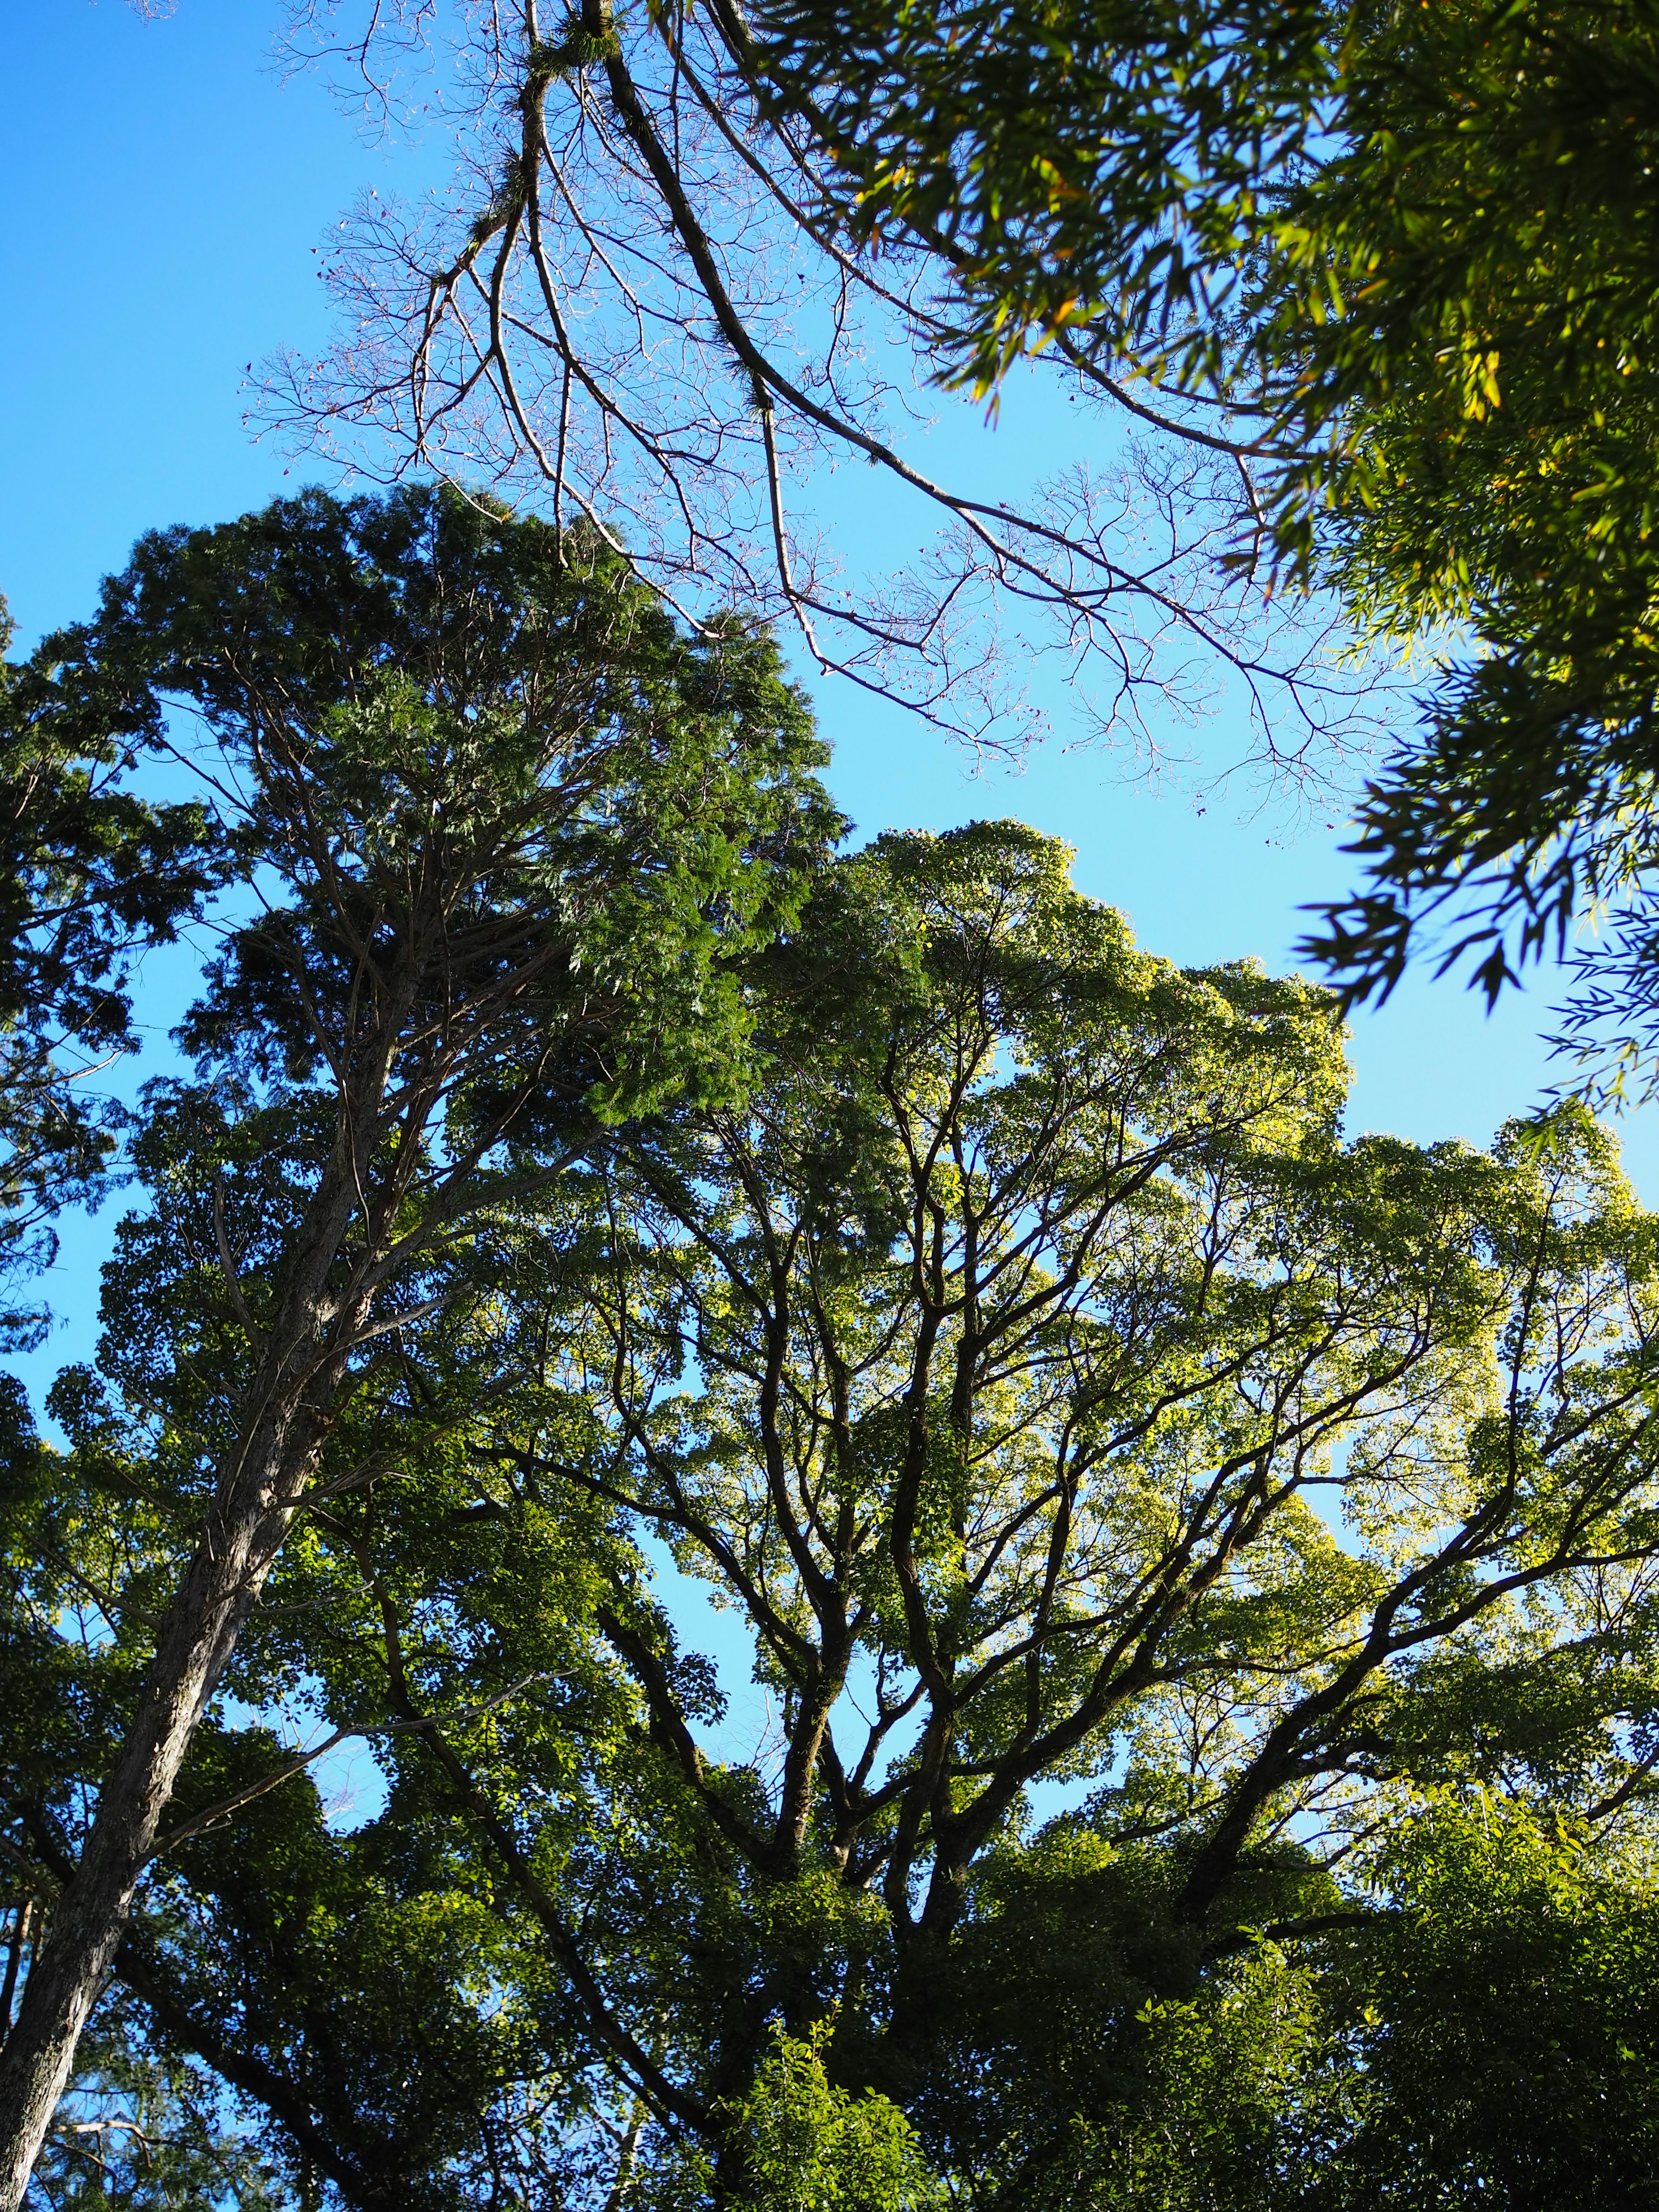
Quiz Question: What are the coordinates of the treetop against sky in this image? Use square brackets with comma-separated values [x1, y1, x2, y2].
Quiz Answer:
[7, 6, 1659, 2208]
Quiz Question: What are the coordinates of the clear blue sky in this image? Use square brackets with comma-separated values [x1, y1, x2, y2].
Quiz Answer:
[6, 0, 1654, 1397]
[10, 0, 1652, 1819]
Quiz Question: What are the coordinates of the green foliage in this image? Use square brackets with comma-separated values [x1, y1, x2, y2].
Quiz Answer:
[979, 1798, 1659, 2210]
[11, 489, 1659, 2201]
[759, 0, 1338, 397]
[1325, 1797, 1659, 2209]
[1049, 1942, 1349, 2212]
[733, 2027, 944, 2212]
[1282, 2, 1659, 1067]
[19, 821, 1645, 2206]
[664, 2023, 946, 2212]
[762, 0, 1659, 1079]
[78, 485, 840, 1120]
[0, 593, 218, 1347]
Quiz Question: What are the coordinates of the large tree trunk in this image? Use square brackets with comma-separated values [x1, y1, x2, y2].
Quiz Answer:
[0, 1201, 354, 2206]
[0, 1458, 307, 2204]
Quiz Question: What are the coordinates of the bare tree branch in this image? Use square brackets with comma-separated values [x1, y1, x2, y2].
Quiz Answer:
[264, 0, 1395, 782]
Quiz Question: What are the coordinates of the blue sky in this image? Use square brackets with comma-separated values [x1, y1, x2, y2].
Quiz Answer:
[7, 0, 1652, 1820]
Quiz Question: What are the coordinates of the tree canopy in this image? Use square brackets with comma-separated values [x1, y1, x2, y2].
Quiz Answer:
[0, 598, 218, 1352]
[7, 763, 1659, 2202]
[17, 1, 1659, 2197]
